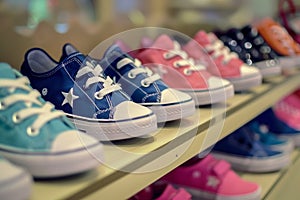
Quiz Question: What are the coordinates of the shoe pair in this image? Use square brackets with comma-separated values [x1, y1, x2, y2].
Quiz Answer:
[0, 63, 104, 199]
[131, 154, 261, 200]
[215, 25, 282, 77]
[21, 44, 196, 141]
[212, 120, 292, 173]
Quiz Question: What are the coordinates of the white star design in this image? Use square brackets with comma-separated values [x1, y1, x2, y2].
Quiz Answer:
[152, 65, 167, 77]
[206, 176, 219, 188]
[61, 88, 79, 108]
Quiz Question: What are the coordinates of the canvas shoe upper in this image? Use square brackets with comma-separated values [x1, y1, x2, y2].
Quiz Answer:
[212, 125, 290, 173]
[255, 17, 300, 69]
[129, 182, 191, 200]
[161, 154, 261, 200]
[188, 31, 262, 91]
[0, 156, 32, 200]
[0, 63, 103, 177]
[135, 34, 234, 106]
[61, 44, 195, 123]
[21, 48, 157, 141]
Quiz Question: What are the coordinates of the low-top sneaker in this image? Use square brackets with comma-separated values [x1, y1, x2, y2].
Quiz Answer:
[0, 63, 103, 177]
[0, 156, 32, 200]
[188, 30, 262, 91]
[61, 43, 195, 123]
[135, 34, 234, 105]
[212, 125, 290, 172]
[21, 48, 157, 141]
[162, 154, 261, 200]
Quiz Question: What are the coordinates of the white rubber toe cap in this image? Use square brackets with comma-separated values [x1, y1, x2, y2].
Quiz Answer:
[113, 101, 153, 120]
[208, 76, 232, 90]
[51, 130, 100, 152]
[240, 65, 261, 77]
[160, 88, 192, 104]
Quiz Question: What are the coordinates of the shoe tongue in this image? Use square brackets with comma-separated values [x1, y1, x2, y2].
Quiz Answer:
[150, 34, 175, 50]
[0, 63, 17, 79]
[104, 44, 124, 58]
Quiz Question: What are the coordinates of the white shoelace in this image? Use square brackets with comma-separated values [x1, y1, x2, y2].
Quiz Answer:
[162, 41, 206, 75]
[205, 34, 238, 64]
[117, 57, 161, 87]
[270, 25, 295, 55]
[76, 61, 121, 99]
[0, 76, 65, 136]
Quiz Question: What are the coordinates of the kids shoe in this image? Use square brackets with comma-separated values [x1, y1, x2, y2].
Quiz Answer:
[216, 26, 281, 77]
[247, 120, 294, 153]
[255, 17, 300, 69]
[0, 156, 32, 200]
[188, 31, 262, 91]
[161, 154, 261, 200]
[0, 63, 103, 177]
[21, 48, 157, 141]
[129, 182, 191, 200]
[61, 44, 195, 123]
[212, 125, 290, 173]
[135, 34, 235, 106]
[256, 103, 300, 147]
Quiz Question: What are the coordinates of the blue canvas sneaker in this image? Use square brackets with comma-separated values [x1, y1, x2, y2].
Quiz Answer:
[212, 125, 290, 173]
[255, 108, 300, 147]
[0, 63, 103, 177]
[21, 48, 157, 141]
[61, 44, 196, 123]
[0, 156, 32, 200]
[247, 120, 294, 153]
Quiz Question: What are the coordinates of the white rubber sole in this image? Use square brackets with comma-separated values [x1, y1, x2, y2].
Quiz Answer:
[141, 99, 195, 123]
[68, 113, 157, 141]
[180, 84, 234, 106]
[279, 57, 300, 70]
[254, 60, 282, 77]
[212, 152, 290, 173]
[0, 143, 103, 178]
[0, 169, 32, 200]
[179, 185, 261, 200]
[228, 73, 262, 92]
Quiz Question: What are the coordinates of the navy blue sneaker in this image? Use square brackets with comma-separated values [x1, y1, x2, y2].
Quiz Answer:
[256, 108, 300, 147]
[212, 125, 290, 172]
[61, 44, 196, 123]
[247, 120, 294, 153]
[215, 27, 281, 77]
[21, 48, 157, 141]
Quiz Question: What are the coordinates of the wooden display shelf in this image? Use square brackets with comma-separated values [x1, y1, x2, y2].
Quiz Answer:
[31, 70, 300, 200]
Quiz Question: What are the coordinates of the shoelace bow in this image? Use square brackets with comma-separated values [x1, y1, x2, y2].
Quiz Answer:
[163, 41, 206, 75]
[270, 25, 296, 55]
[117, 57, 161, 87]
[0, 76, 65, 136]
[76, 61, 121, 99]
[205, 34, 238, 64]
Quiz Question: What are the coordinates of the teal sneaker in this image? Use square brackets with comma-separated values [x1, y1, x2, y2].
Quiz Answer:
[0, 156, 32, 200]
[0, 63, 103, 178]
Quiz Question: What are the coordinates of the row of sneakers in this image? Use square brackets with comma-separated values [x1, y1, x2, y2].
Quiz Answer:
[130, 154, 262, 200]
[216, 17, 300, 72]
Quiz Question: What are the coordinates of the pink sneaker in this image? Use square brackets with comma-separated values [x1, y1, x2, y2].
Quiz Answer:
[135, 34, 234, 106]
[162, 154, 261, 200]
[187, 31, 262, 91]
[129, 182, 191, 200]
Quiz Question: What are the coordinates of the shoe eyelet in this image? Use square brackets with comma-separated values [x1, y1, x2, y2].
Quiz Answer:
[128, 72, 136, 79]
[183, 68, 192, 76]
[163, 52, 171, 59]
[27, 127, 39, 136]
[94, 92, 103, 100]
[173, 62, 180, 68]
[0, 101, 5, 110]
[12, 113, 21, 123]
[141, 80, 150, 87]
